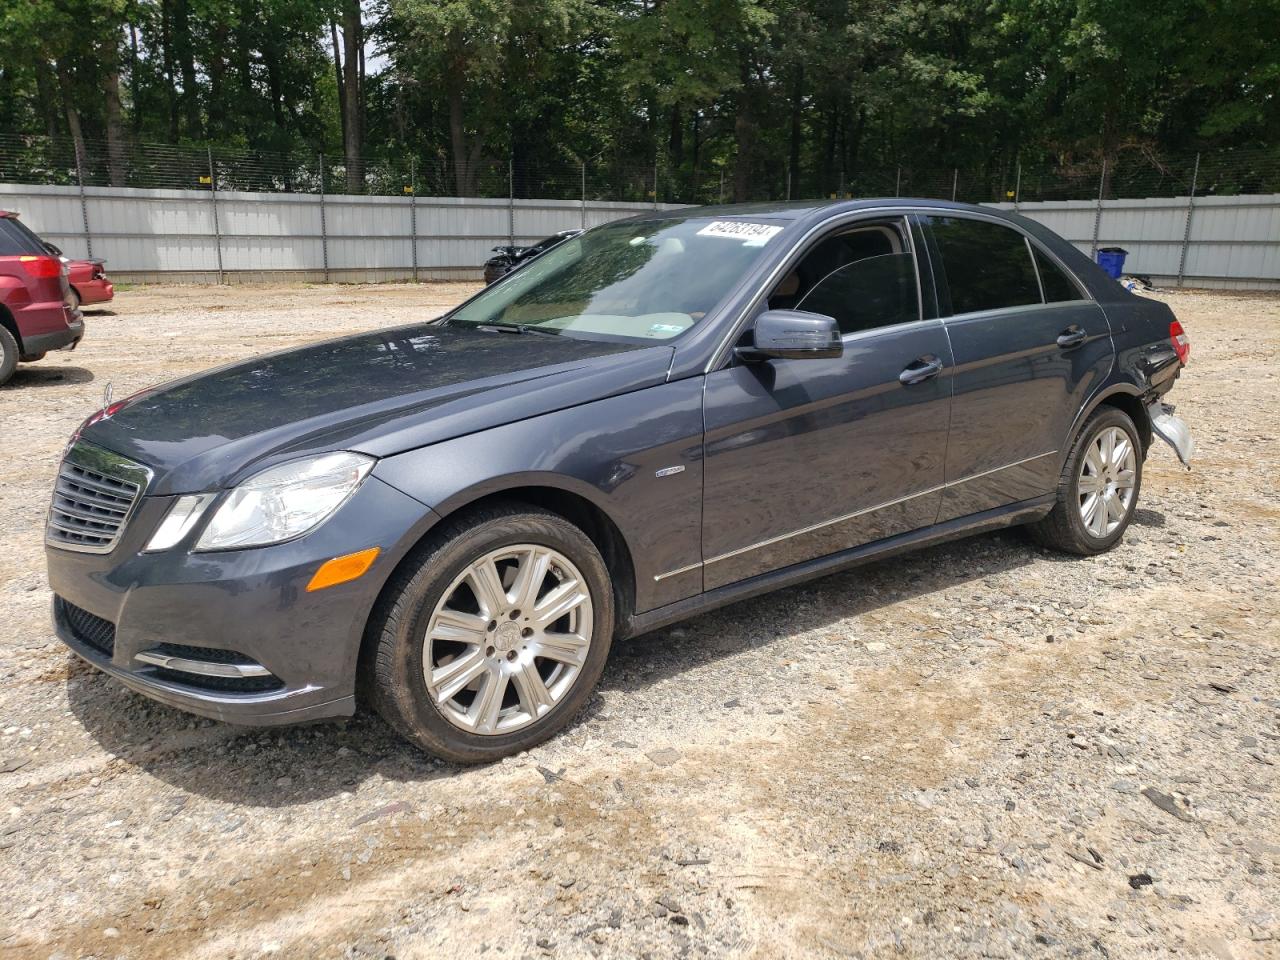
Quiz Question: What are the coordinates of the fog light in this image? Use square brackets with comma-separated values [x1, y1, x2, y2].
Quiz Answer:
[306, 547, 380, 592]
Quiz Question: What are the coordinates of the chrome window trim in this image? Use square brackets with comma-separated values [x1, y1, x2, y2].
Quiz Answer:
[650, 449, 1058, 581]
[1026, 235, 1047, 303]
[706, 204, 1094, 373]
[926, 209, 1093, 310]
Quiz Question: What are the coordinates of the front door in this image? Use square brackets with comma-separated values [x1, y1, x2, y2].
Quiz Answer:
[920, 214, 1115, 522]
[700, 216, 954, 590]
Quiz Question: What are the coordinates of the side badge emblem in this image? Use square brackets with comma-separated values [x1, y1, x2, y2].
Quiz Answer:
[654, 465, 685, 478]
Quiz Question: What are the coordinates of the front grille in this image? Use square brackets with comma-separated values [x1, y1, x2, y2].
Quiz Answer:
[46, 443, 150, 554]
[57, 597, 116, 657]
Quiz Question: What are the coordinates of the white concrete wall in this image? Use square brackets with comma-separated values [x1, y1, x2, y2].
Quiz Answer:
[988, 194, 1280, 290]
[0, 182, 681, 283]
[2, 181, 1276, 289]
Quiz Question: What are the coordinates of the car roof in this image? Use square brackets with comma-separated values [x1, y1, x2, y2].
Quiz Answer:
[627, 197, 1031, 223]
[0, 210, 17, 218]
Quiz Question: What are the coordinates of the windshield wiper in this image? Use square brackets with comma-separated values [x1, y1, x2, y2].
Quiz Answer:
[477, 323, 560, 338]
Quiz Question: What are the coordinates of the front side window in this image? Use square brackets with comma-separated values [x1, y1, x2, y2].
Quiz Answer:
[448, 217, 784, 342]
[767, 221, 919, 335]
[929, 216, 1041, 315]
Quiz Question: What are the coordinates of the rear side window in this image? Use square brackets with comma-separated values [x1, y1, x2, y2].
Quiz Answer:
[1032, 246, 1083, 302]
[929, 217, 1041, 315]
[0, 217, 46, 256]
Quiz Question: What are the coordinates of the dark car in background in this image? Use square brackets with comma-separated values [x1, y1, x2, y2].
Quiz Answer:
[482, 229, 582, 284]
[47, 200, 1192, 763]
[0, 210, 84, 386]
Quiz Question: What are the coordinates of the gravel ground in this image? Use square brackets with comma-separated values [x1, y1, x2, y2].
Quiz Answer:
[0, 283, 1277, 960]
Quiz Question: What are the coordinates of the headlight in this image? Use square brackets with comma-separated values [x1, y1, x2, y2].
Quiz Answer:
[194, 452, 375, 551]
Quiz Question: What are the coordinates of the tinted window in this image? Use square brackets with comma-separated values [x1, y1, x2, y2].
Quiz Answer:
[0, 217, 46, 256]
[930, 217, 1041, 314]
[1032, 246, 1083, 302]
[796, 253, 918, 335]
[770, 222, 919, 335]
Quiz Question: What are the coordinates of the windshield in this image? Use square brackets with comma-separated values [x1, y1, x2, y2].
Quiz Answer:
[448, 216, 784, 341]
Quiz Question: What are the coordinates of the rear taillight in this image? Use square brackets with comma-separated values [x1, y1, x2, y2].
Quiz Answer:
[1170, 320, 1190, 364]
[18, 255, 63, 279]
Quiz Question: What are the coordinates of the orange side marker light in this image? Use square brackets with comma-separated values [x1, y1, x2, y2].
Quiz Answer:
[306, 547, 380, 592]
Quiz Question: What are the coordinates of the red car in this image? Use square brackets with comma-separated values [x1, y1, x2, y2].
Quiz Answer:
[65, 257, 114, 309]
[0, 210, 84, 386]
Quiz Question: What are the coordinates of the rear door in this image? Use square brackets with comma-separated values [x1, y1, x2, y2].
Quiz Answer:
[921, 213, 1113, 521]
[700, 215, 954, 589]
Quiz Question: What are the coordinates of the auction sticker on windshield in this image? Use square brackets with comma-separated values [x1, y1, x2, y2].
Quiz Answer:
[696, 221, 784, 245]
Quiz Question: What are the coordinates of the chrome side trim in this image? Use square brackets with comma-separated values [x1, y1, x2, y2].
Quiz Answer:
[134, 650, 272, 678]
[653, 561, 704, 583]
[650, 449, 1060, 581]
[945, 450, 1058, 488]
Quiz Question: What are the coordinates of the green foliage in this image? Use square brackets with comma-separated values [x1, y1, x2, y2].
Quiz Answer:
[0, 0, 1274, 197]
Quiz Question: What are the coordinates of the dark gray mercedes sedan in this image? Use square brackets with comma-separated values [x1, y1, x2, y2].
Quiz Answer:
[46, 200, 1193, 762]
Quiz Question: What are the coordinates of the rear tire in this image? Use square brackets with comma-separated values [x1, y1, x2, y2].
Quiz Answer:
[0, 326, 18, 386]
[365, 503, 614, 764]
[1030, 406, 1143, 555]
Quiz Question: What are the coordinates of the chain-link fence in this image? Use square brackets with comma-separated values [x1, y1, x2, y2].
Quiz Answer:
[4, 131, 1277, 205]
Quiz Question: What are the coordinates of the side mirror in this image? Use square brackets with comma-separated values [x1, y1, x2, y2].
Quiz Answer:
[736, 309, 843, 362]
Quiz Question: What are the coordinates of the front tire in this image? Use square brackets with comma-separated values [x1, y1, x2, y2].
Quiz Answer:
[366, 503, 614, 763]
[1030, 407, 1143, 555]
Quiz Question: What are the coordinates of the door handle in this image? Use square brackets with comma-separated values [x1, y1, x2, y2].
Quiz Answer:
[899, 355, 944, 385]
[1056, 326, 1088, 348]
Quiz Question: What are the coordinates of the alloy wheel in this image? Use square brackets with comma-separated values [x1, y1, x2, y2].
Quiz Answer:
[1077, 426, 1137, 538]
[424, 544, 593, 735]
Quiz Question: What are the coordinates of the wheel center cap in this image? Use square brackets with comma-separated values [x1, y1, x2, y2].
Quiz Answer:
[494, 621, 521, 653]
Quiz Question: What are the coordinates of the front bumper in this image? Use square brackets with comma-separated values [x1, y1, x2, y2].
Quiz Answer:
[47, 474, 439, 726]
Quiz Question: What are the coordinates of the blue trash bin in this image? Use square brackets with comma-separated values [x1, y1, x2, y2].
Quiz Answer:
[1096, 246, 1128, 279]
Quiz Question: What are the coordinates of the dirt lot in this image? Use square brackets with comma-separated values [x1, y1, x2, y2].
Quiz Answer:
[0, 283, 1277, 960]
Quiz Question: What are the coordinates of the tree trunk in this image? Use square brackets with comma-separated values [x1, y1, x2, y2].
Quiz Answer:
[669, 105, 684, 170]
[33, 59, 61, 139]
[56, 65, 88, 180]
[171, 0, 201, 137]
[331, 20, 347, 149]
[261, 38, 290, 145]
[788, 66, 803, 199]
[129, 25, 142, 137]
[160, 0, 179, 142]
[103, 49, 128, 187]
[446, 33, 475, 196]
[341, 0, 364, 193]
[732, 61, 755, 203]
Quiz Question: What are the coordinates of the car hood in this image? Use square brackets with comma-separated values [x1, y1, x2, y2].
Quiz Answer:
[81, 323, 674, 496]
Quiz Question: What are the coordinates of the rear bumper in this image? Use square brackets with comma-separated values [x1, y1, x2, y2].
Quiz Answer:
[22, 315, 84, 355]
[76, 278, 113, 305]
